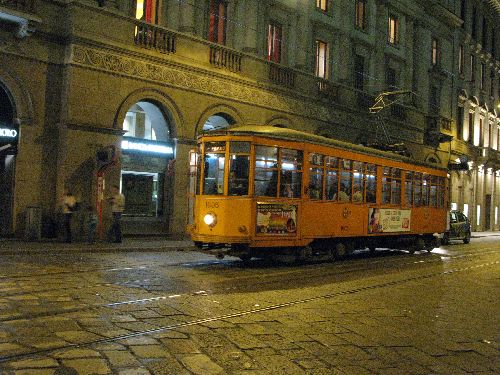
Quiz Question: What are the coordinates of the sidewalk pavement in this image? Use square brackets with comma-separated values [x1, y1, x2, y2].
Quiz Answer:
[0, 236, 196, 254]
[0, 231, 498, 254]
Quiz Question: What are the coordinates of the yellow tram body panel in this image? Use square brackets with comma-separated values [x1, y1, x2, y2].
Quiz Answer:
[189, 126, 449, 251]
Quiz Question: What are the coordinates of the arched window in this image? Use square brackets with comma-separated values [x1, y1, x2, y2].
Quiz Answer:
[123, 101, 170, 141]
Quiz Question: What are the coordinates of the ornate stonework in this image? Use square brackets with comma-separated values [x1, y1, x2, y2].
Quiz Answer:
[70, 44, 331, 122]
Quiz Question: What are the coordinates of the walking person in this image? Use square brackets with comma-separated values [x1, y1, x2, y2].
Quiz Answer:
[108, 185, 125, 243]
[86, 205, 98, 244]
[62, 188, 76, 243]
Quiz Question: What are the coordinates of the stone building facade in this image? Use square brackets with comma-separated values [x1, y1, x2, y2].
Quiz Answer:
[0, 0, 498, 239]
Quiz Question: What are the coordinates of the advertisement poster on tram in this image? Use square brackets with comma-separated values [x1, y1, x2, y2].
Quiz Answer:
[256, 203, 297, 235]
[368, 208, 411, 233]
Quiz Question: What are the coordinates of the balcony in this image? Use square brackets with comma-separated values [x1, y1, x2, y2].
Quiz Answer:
[134, 20, 176, 54]
[477, 147, 500, 168]
[209, 45, 242, 72]
[317, 79, 340, 103]
[268, 62, 295, 88]
[425, 115, 454, 146]
[0, 0, 41, 37]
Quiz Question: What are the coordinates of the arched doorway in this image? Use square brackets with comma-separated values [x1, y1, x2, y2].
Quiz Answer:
[119, 100, 174, 233]
[0, 84, 18, 236]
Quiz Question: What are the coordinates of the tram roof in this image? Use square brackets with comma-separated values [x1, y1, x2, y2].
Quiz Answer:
[200, 125, 447, 171]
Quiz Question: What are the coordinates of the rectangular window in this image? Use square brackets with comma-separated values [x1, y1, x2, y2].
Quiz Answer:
[228, 142, 250, 196]
[458, 44, 464, 74]
[316, 0, 328, 12]
[472, 6, 477, 39]
[354, 54, 365, 90]
[309, 153, 324, 200]
[355, 0, 367, 30]
[479, 117, 483, 147]
[315, 40, 328, 79]
[495, 206, 498, 225]
[460, 0, 465, 21]
[482, 17, 487, 48]
[476, 205, 481, 226]
[457, 106, 464, 140]
[365, 164, 377, 203]
[386, 67, 396, 90]
[280, 149, 303, 198]
[480, 62, 485, 90]
[388, 14, 399, 45]
[203, 142, 226, 195]
[325, 156, 339, 201]
[382, 167, 401, 205]
[267, 22, 282, 63]
[463, 203, 469, 218]
[491, 69, 496, 97]
[470, 54, 475, 81]
[254, 146, 278, 197]
[135, 0, 159, 24]
[432, 38, 438, 66]
[468, 112, 474, 144]
[208, 0, 227, 44]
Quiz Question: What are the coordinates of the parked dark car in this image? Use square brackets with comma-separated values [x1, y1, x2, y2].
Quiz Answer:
[442, 210, 471, 245]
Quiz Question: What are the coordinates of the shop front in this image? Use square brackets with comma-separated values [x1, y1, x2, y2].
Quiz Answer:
[0, 87, 18, 236]
[119, 101, 174, 235]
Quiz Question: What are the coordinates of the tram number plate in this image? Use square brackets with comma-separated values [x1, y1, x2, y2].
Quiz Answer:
[206, 201, 220, 209]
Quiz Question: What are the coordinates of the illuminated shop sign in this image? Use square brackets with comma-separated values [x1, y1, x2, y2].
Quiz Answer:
[121, 138, 173, 155]
[0, 128, 18, 138]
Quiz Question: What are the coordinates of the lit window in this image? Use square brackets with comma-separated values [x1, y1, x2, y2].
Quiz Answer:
[315, 40, 328, 79]
[355, 0, 366, 29]
[432, 38, 438, 65]
[135, 0, 158, 23]
[316, 0, 328, 12]
[267, 22, 282, 63]
[476, 205, 481, 226]
[208, 0, 227, 44]
[388, 14, 399, 45]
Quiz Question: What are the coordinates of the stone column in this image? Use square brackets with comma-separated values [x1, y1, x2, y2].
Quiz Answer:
[179, 0, 195, 34]
[294, 2, 310, 70]
[241, 0, 258, 54]
[165, 0, 179, 30]
[169, 138, 196, 237]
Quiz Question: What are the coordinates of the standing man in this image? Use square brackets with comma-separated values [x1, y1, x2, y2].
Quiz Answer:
[108, 185, 125, 243]
[62, 188, 76, 243]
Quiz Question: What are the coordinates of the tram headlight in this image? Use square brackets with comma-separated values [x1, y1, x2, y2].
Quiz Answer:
[203, 212, 217, 227]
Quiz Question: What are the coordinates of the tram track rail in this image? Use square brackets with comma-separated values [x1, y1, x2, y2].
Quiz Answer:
[0, 247, 498, 324]
[0, 255, 498, 365]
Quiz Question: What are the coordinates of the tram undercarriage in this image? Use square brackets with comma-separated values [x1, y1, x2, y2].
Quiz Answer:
[195, 233, 441, 262]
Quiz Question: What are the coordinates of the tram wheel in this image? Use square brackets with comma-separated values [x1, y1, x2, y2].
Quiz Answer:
[334, 243, 347, 259]
[409, 237, 425, 254]
[296, 245, 313, 262]
[239, 254, 252, 262]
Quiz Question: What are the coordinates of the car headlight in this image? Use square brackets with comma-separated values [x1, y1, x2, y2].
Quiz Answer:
[203, 212, 217, 227]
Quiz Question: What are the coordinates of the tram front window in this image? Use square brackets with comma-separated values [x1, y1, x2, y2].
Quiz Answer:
[203, 142, 226, 195]
[228, 142, 250, 196]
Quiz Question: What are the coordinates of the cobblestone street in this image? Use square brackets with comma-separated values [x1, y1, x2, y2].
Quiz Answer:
[0, 235, 498, 374]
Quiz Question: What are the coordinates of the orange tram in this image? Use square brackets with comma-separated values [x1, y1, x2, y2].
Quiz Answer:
[188, 126, 449, 261]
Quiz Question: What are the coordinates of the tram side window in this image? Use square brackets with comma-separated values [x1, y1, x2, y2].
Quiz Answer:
[325, 156, 339, 200]
[338, 159, 352, 202]
[422, 174, 430, 206]
[228, 142, 250, 196]
[437, 177, 445, 207]
[352, 161, 364, 203]
[391, 168, 401, 204]
[365, 164, 377, 203]
[382, 167, 401, 204]
[429, 175, 438, 207]
[413, 172, 423, 206]
[254, 146, 278, 197]
[203, 142, 226, 195]
[309, 153, 324, 200]
[280, 148, 303, 198]
[404, 171, 413, 206]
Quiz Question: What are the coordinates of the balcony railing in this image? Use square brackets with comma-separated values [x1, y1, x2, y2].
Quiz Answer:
[317, 79, 339, 102]
[134, 21, 176, 54]
[209, 45, 242, 72]
[0, 0, 36, 13]
[268, 62, 295, 88]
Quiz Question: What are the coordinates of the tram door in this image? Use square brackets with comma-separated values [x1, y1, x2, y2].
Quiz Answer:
[187, 149, 198, 225]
